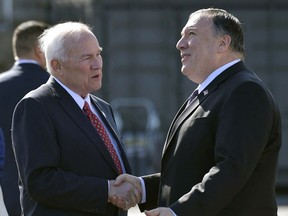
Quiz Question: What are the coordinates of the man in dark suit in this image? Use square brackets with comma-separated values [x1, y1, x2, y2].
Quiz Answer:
[0, 128, 4, 186]
[0, 20, 50, 216]
[115, 8, 282, 216]
[0, 129, 8, 215]
[11, 22, 140, 216]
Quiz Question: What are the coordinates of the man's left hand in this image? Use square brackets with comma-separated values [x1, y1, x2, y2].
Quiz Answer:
[144, 207, 174, 216]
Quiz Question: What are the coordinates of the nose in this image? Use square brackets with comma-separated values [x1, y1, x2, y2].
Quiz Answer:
[92, 55, 103, 70]
[176, 37, 185, 51]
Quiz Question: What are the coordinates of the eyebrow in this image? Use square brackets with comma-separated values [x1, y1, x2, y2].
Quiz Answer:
[181, 26, 197, 35]
[80, 47, 103, 58]
[186, 26, 197, 31]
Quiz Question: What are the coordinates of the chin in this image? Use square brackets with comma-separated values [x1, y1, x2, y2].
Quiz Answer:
[94, 84, 102, 91]
[181, 67, 189, 76]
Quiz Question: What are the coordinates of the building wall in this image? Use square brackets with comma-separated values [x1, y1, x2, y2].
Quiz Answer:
[1, 0, 287, 185]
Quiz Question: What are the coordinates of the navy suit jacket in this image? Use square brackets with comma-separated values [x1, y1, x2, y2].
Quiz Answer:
[12, 77, 131, 216]
[0, 128, 4, 184]
[0, 63, 49, 215]
[140, 61, 281, 216]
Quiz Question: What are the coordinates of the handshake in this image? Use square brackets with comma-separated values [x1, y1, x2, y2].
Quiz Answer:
[108, 174, 141, 211]
[108, 174, 173, 216]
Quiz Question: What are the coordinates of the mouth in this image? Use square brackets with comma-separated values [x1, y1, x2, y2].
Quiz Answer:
[180, 53, 190, 62]
[92, 73, 101, 80]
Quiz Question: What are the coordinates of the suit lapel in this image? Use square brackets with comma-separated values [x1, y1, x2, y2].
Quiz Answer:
[47, 78, 123, 175]
[162, 102, 187, 153]
[162, 89, 209, 156]
[91, 98, 132, 174]
[162, 61, 247, 159]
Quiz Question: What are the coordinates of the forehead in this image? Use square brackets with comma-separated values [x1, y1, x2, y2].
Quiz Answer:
[67, 32, 100, 54]
[77, 31, 99, 47]
[181, 13, 212, 34]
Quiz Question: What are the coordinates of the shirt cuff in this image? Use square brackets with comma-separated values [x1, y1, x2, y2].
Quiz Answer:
[138, 177, 146, 203]
[170, 208, 177, 216]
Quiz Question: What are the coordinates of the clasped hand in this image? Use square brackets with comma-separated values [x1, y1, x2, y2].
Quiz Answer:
[108, 174, 173, 215]
[108, 174, 142, 210]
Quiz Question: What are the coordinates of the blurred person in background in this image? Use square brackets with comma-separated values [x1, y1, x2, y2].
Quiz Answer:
[0, 187, 8, 216]
[11, 21, 140, 216]
[0, 128, 8, 216]
[0, 128, 4, 192]
[0, 20, 50, 216]
[115, 8, 282, 216]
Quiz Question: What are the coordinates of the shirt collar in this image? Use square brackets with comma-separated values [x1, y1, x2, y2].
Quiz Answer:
[197, 59, 241, 93]
[53, 76, 91, 109]
[15, 59, 40, 65]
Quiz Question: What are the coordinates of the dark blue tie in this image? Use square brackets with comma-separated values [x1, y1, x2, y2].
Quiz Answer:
[186, 90, 199, 108]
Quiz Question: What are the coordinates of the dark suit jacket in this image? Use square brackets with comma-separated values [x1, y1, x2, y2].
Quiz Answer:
[0, 63, 49, 216]
[140, 61, 281, 216]
[12, 77, 131, 216]
[0, 128, 4, 184]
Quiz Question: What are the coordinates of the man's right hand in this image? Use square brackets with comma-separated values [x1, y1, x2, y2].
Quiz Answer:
[108, 178, 141, 210]
[115, 174, 142, 193]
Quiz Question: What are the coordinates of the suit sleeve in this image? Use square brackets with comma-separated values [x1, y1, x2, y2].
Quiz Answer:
[138, 173, 160, 212]
[11, 97, 109, 214]
[171, 81, 280, 215]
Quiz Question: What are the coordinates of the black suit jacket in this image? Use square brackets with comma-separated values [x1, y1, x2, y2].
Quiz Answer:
[0, 63, 49, 216]
[140, 61, 281, 216]
[0, 128, 4, 183]
[12, 77, 131, 216]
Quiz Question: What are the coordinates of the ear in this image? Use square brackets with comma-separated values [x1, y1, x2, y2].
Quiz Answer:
[33, 43, 45, 61]
[51, 59, 63, 75]
[34, 45, 41, 57]
[218, 35, 231, 52]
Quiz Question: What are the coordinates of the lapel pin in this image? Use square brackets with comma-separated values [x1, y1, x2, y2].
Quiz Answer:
[203, 90, 209, 95]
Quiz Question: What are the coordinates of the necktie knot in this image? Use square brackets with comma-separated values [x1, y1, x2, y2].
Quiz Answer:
[187, 90, 198, 107]
[83, 101, 91, 114]
[190, 90, 198, 100]
[83, 101, 96, 123]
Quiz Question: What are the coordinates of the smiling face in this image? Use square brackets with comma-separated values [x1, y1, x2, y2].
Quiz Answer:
[54, 31, 103, 97]
[176, 13, 222, 84]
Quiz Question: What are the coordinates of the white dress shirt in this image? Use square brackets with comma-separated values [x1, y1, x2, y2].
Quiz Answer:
[15, 59, 40, 65]
[196, 59, 241, 94]
[53, 76, 126, 172]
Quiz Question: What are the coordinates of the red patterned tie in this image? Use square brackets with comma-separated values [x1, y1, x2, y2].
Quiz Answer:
[83, 101, 123, 174]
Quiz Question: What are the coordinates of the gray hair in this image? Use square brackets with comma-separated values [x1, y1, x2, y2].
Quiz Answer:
[39, 22, 93, 73]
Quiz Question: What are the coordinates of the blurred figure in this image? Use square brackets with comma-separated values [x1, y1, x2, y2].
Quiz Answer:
[0, 128, 8, 216]
[116, 8, 282, 216]
[0, 187, 8, 216]
[0, 20, 50, 216]
[0, 128, 4, 186]
[11, 22, 140, 216]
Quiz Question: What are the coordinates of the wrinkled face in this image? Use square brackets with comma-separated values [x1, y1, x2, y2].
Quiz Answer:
[56, 31, 103, 97]
[176, 13, 220, 84]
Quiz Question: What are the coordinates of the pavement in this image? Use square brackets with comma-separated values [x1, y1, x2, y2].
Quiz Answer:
[129, 195, 288, 215]
[128, 205, 288, 216]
